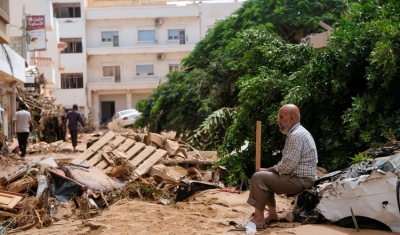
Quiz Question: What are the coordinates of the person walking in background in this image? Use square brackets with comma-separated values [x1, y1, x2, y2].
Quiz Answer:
[13, 103, 31, 160]
[63, 104, 85, 152]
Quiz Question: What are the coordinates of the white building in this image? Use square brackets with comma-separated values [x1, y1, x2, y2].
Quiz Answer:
[0, 0, 28, 137]
[9, 0, 66, 101]
[9, 0, 242, 126]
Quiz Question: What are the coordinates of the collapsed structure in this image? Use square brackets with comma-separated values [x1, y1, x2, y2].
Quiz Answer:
[0, 131, 221, 233]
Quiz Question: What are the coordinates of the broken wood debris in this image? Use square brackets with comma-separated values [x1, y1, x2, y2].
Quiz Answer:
[71, 131, 216, 181]
[0, 131, 225, 234]
[16, 86, 66, 144]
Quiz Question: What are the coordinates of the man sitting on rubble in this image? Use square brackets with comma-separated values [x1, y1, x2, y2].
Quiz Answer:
[246, 104, 318, 228]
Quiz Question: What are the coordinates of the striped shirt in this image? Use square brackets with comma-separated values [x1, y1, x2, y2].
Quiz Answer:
[273, 123, 318, 180]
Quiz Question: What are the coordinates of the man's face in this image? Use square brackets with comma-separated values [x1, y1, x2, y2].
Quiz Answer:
[277, 109, 292, 134]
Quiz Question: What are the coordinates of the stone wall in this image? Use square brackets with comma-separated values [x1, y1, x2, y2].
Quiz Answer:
[8, 37, 23, 58]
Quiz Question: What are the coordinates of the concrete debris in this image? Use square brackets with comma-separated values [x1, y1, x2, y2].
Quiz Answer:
[26, 140, 64, 154]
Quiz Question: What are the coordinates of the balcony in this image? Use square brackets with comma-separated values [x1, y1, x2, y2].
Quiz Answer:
[87, 44, 195, 55]
[31, 57, 56, 85]
[0, 44, 26, 83]
[87, 78, 163, 91]
[86, 4, 199, 20]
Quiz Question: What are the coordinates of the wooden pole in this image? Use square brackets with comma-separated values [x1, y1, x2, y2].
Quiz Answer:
[256, 121, 261, 171]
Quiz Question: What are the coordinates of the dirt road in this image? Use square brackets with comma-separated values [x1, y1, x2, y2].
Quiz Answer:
[18, 189, 393, 235]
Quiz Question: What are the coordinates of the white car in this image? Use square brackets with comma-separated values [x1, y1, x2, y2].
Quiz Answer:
[107, 109, 141, 130]
[294, 153, 400, 232]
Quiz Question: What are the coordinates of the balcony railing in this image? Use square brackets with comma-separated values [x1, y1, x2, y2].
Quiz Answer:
[0, 0, 10, 24]
[31, 57, 54, 67]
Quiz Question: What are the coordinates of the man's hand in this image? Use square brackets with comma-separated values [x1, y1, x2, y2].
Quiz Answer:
[257, 167, 279, 174]
[258, 167, 273, 172]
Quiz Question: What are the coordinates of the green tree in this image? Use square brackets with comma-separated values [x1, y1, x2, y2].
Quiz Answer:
[222, 0, 400, 186]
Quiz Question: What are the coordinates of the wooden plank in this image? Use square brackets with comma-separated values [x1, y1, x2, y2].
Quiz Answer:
[72, 132, 116, 164]
[117, 138, 135, 152]
[96, 153, 112, 170]
[102, 152, 113, 163]
[112, 150, 128, 159]
[130, 146, 156, 167]
[84, 153, 103, 166]
[125, 142, 146, 160]
[102, 145, 114, 153]
[135, 149, 168, 176]
[96, 160, 109, 170]
[109, 136, 126, 148]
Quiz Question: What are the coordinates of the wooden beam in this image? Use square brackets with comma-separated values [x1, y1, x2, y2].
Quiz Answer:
[109, 136, 126, 148]
[318, 21, 333, 31]
[84, 153, 103, 166]
[96, 153, 112, 170]
[256, 121, 261, 172]
[130, 146, 156, 167]
[125, 142, 146, 160]
[117, 138, 135, 152]
[72, 132, 115, 164]
[135, 149, 168, 176]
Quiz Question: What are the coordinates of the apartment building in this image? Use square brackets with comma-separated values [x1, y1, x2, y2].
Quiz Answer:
[8, 0, 242, 126]
[9, 0, 67, 100]
[54, 0, 242, 125]
[0, 0, 27, 137]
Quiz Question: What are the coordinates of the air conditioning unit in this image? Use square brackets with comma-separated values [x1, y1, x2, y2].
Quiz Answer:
[155, 18, 163, 25]
[157, 54, 165, 60]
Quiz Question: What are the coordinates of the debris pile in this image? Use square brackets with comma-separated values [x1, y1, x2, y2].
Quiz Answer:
[25, 140, 65, 154]
[0, 131, 224, 233]
[16, 87, 66, 144]
[73, 131, 220, 185]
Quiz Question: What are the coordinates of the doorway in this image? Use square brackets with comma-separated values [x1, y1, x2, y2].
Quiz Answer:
[101, 101, 115, 123]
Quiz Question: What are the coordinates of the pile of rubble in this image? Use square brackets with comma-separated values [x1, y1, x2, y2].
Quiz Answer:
[0, 131, 225, 233]
[16, 86, 66, 144]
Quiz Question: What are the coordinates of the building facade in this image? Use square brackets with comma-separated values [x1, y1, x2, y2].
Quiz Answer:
[0, 0, 27, 137]
[9, 0, 242, 126]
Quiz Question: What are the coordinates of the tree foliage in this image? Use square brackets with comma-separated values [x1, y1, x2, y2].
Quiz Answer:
[221, 0, 400, 186]
[136, 0, 348, 138]
[135, 0, 400, 187]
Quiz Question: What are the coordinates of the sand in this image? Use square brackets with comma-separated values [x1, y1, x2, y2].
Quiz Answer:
[17, 190, 393, 235]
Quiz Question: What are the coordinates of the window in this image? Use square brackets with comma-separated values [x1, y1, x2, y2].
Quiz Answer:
[136, 65, 154, 76]
[103, 66, 121, 83]
[138, 30, 155, 41]
[101, 31, 119, 47]
[60, 38, 82, 53]
[53, 3, 81, 18]
[61, 73, 84, 89]
[168, 29, 185, 44]
[169, 64, 182, 72]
